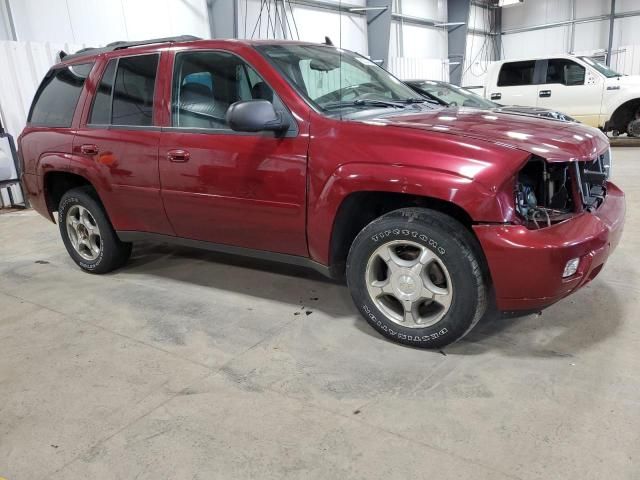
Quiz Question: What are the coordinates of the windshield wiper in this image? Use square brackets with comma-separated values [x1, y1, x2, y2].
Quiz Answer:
[323, 98, 406, 110]
[400, 98, 430, 104]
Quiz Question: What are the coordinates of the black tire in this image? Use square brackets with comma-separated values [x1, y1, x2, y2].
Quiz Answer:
[346, 207, 488, 348]
[58, 186, 132, 274]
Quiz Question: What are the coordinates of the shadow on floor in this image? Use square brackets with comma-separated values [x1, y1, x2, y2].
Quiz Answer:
[118, 242, 623, 357]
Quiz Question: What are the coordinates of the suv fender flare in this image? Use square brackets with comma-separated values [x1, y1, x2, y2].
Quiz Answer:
[307, 162, 506, 265]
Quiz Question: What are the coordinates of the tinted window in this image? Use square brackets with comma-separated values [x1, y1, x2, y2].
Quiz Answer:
[29, 63, 93, 127]
[89, 59, 117, 124]
[112, 55, 159, 126]
[546, 59, 585, 86]
[497, 61, 536, 87]
[172, 51, 276, 129]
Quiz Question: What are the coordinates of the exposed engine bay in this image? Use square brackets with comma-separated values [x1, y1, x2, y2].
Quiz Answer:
[515, 151, 611, 229]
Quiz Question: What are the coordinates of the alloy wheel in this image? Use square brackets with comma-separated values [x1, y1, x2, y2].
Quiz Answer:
[66, 205, 102, 261]
[364, 240, 453, 328]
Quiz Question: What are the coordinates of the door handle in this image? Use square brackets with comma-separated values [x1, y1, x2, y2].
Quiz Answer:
[80, 144, 99, 155]
[539, 90, 552, 98]
[490, 93, 501, 100]
[167, 149, 190, 162]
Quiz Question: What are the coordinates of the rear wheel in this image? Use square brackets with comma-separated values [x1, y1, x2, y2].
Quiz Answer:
[58, 187, 131, 273]
[346, 208, 488, 348]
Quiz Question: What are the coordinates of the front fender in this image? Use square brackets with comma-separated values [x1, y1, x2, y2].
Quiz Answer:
[306, 162, 517, 264]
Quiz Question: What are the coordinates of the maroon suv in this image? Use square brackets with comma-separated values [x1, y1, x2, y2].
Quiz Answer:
[19, 37, 625, 348]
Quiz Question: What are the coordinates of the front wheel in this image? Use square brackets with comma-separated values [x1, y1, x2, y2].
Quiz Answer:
[58, 186, 132, 274]
[346, 208, 488, 348]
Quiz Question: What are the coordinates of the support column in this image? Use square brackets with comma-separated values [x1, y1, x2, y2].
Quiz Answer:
[447, 0, 471, 86]
[606, 0, 616, 66]
[365, 0, 392, 66]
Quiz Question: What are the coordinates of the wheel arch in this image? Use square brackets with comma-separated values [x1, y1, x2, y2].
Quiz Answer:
[328, 190, 483, 279]
[607, 97, 640, 132]
[43, 170, 102, 218]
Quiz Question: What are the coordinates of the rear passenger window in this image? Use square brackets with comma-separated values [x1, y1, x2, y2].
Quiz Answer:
[497, 61, 536, 87]
[88, 55, 158, 127]
[112, 55, 159, 126]
[28, 63, 93, 127]
[89, 59, 117, 125]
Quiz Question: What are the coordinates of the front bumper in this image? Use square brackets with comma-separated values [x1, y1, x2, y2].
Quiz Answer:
[473, 181, 625, 311]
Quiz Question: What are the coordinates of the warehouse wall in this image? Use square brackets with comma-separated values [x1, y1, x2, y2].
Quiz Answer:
[237, 0, 367, 54]
[3, 0, 210, 44]
[389, 0, 449, 81]
[501, 0, 640, 69]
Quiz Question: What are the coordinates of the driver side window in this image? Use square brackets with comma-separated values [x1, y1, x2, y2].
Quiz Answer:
[546, 59, 585, 86]
[172, 51, 276, 130]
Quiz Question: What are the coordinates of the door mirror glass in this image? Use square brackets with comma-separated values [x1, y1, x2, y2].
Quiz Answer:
[226, 100, 289, 132]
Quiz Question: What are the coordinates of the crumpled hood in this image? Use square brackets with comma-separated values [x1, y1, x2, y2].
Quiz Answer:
[364, 107, 609, 162]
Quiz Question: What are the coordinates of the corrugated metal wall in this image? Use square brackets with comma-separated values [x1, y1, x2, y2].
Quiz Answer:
[387, 57, 449, 81]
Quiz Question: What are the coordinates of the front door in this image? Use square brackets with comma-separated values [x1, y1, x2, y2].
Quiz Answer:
[159, 50, 308, 256]
[536, 58, 604, 127]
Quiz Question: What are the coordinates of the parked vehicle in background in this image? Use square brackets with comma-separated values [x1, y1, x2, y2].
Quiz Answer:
[406, 79, 576, 122]
[477, 54, 640, 135]
[19, 38, 625, 348]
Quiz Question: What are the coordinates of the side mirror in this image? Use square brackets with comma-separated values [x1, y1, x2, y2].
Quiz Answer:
[226, 100, 289, 133]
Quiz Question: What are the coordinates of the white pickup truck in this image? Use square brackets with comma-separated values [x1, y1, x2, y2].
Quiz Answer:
[475, 54, 640, 136]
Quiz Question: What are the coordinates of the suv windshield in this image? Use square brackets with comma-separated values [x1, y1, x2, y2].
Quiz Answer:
[579, 56, 622, 78]
[256, 44, 426, 113]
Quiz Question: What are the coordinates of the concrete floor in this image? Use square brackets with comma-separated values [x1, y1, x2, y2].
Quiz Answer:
[1, 148, 639, 480]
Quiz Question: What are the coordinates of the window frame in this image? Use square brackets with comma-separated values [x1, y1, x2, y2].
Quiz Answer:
[86, 52, 161, 130]
[165, 48, 297, 137]
[27, 62, 94, 128]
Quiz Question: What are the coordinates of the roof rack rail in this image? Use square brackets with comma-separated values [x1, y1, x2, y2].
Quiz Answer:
[60, 35, 202, 62]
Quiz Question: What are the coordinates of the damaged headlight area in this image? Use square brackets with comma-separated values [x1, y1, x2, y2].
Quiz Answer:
[515, 151, 610, 229]
[515, 157, 575, 228]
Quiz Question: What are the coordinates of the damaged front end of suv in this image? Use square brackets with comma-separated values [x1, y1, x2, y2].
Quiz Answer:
[514, 149, 612, 229]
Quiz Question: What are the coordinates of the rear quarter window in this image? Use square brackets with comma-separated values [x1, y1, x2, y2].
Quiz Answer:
[497, 61, 536, 87]
[28, 63, 93, 127]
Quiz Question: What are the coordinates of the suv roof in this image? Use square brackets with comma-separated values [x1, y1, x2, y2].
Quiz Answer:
[59, 36, 326, 64]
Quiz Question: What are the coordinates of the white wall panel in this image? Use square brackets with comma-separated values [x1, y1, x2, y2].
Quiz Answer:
[5, 0, 209, 44]
[387, 57, 448, 81]
[8, 0, 74, 43]
[501, 0, 571, 30]
[502, 26, 570, 59]
[0, 0, 13, 40]
[398, 0, 446, 22]
[613, 16, 640, 49]
[574, 20, 609, 53]
[575, 0, 611, 18]
[616, 0, 640, 14]
[389, 21, 447, 59]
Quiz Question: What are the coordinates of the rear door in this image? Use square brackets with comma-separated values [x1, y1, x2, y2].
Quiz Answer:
[536, 58, 603, 126]
[73, 54, 174, 235]
[489, 60, 539, 106]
